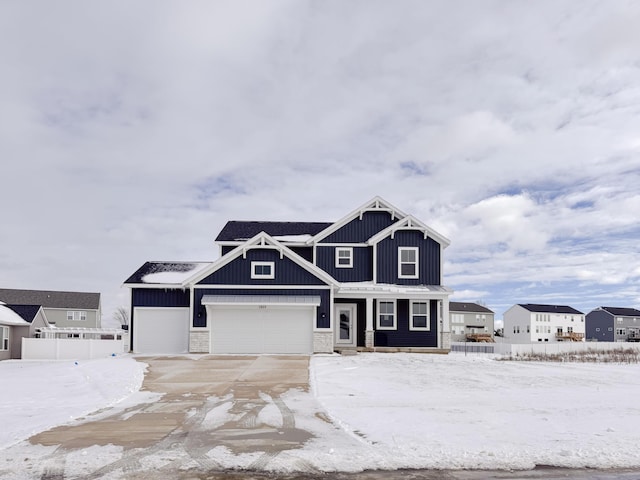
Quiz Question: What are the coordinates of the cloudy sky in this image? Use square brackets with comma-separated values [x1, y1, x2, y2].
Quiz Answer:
[2, 1, 640, 324]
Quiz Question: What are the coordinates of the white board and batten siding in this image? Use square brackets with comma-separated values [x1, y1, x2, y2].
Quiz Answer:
[133, 307, 190, 354]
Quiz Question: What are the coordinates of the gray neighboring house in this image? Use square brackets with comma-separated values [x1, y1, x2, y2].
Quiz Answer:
[449, 302, 495, 342]
[0, 304, 50, 360]
[586, 307, 640, 342]
[0, 288, 101, 329]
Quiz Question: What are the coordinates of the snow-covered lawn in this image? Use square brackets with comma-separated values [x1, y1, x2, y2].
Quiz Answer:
[0, 356, 147, 450]
[1, 353, 640, 472]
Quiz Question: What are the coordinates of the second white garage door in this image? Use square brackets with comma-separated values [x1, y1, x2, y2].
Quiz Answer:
[132, 307, 190, 354]
[208, 305, 314, 354]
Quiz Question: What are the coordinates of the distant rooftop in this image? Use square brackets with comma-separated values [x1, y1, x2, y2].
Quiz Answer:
[0, 288, 100, 310]
[449, 302, 494, 314]
[215, 221, 332, 242]
[518, 303, 583, 315]
[598, 306, 640, 317]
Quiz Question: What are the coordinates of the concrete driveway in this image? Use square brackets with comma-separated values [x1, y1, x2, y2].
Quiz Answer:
[10, 355, 320, 479]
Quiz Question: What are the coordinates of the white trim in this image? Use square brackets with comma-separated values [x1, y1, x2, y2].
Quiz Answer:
[377, 299, 396, 330]
[335, 247, 353, 268]
[368, 215, 451, 248]
[184, 232, 339, 287]
[193, 284, 332, 290]
[317, 243, 369, 248]
[409, 300, 430, 331]
[398, 247, 419, 279]
[123, 283, 190, 290]
[251, 261, 275, 279]
[306, 196, 407, 245]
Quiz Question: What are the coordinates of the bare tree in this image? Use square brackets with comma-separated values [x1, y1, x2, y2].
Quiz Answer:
[113, 306, 129, 326]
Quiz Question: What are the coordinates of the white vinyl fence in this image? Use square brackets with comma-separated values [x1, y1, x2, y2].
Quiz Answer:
[22, 337, 125, 360]
[451, 341, 640, 356]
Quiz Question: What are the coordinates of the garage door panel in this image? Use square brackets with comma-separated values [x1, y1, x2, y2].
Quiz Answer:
[209, 305, 313, 354]
[133, 308, 189, 354]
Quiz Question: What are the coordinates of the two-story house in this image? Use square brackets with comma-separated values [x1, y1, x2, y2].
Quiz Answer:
[449, 302, 495, 342]
[586, 307, 640, 342]
[124, 197, 453, 354]
[503, 303, 585, 343]
[0, 289, 101, 329]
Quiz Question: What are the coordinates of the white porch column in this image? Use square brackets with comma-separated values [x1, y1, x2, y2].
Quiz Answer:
[440, 297, 451, 350]
[365, 297, 374, 348]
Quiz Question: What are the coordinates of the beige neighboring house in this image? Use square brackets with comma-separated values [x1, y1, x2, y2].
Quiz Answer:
[503, 303, 585, 343]
[449, 302, 495, 342]
[0, 303, 50, 360]
[0, 288, 101, 329]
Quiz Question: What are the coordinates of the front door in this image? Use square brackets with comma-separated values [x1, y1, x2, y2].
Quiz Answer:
[335, 304, 357, 346]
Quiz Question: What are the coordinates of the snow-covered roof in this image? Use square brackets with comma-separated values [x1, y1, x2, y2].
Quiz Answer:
[338, 282, 452, 296]
[0, 305, 30, 325]
[124, 261, 212, 285]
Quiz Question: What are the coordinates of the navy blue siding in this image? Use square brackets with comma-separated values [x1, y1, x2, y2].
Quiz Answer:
[198, 249, 327, 286]
[585, 311, 613, 341]
[376, 231, 441, 285]
[221, 245, 313, 263]
[321, 211, 397, 243]
[316, 246, 372, 282]
[193, 288, 330, 328]
[374, 299, 438, 347]
[131, 288, 190, 307]
[290, 246, 314, 263]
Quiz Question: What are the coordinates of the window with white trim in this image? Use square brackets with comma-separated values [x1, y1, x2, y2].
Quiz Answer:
[251, 261, 274, 279]
[451, 314, 464, 323]
[398, 247, 419, 278]
[335, 247, 353, 268]
[66, 311, 87, 321]
[410, 301, 429, 331]
[616, 328, 626, 335]
[0, 326, 8, 351]
[377, 300, 396, 329]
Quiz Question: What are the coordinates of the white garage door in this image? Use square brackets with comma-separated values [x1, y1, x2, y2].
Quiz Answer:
[208, 305, 314, 354]
[133, 307, 190, 354]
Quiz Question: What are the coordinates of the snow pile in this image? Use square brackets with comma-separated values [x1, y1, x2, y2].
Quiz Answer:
[0, 356, 146, 449]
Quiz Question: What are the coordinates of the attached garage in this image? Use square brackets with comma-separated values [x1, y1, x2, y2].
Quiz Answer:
[203, 296, 318, 354]
[132, 307, 190, 354]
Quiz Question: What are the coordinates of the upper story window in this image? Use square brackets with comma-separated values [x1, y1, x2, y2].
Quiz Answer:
[251, 261, 275, 279]
[410, 301, 429, 331]
[377, 300, 396, 330]
[0, 326, 8, 350]
[67, 311, 87, 321]
[398, 247, 419, 278]
[335, 247, 353, 268]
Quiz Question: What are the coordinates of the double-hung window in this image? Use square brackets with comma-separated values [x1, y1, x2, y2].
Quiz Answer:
[251, 261, 275, 279]
[398, 247, 419, 278]
[410, 301, 429, 331]
[0, 326, 8, 350]
[67, 311, 87, 321]
[377, 300, 396, 329]
[335, 247, 353, 268]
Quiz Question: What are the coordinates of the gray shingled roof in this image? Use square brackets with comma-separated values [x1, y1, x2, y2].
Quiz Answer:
[0, 288, 100, 310]
[519, 303, 583, 315]
[449, 302, 494, 314]
[215, 221, 332, 242]
[599, 306, 640, 317]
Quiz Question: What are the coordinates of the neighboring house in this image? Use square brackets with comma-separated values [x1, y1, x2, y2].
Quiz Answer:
[585, 307, 640, 342]
[0, 304, 50, 360]
[503, 304, 585, 343]
[449, 302, 495, 342]
[0, 288, 101, 328]
[124, 197, 453, 355]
